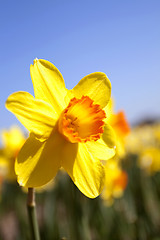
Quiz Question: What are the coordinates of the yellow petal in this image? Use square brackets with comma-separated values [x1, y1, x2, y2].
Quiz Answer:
[72, 72, 111, 108]
[62, 143, 105, 198]
[86, 138, 115, 161]
[6, 91, 57, 141]
[15, 132, 64, 187]
[30, 59, 68, 114]
[103, 99, 113, 121]
[102, 123, 117, 148]
[64, 89, 74, 104]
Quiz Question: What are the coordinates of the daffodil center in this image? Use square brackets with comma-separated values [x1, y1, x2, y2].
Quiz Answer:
[58, 96, 106, 143]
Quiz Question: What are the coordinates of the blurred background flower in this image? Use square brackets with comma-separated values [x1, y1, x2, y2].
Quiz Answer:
[102, 159, 128, 205]
[0, 126, 27, 181]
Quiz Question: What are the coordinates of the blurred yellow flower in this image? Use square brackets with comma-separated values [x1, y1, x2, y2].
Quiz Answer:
[138, 147, 160, 175]
[153, 122, 160, 146]
[104, 99, 130, 158]
[6, 59, 116, 198]
[125, 122, 160, 175]
[125, 125, 155, 154]
[0, 126, 26, 181]
[101, 159, 128, 205]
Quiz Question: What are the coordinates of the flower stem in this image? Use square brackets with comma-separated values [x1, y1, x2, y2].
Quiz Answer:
[27, 188, 40, 240]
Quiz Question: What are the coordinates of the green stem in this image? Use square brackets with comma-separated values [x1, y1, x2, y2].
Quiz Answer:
[27, 188, 40, 240]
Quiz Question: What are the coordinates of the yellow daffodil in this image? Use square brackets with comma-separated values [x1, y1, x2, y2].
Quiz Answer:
[0, 126, 26, 181]
[154, 123, 160, 144]
[138, 147, 160, 175]
[104, 99, 130, 158]
[101, 100, 129, 203]
[111, 111, 130, 157]
[101, 159, 128, 205]
[6, 59, 116, 198]
[126, 124, 158, 155]
[125, 122, 160, 175]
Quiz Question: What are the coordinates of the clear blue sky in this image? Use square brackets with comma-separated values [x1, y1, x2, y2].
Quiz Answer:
[0, 0, 160, 131]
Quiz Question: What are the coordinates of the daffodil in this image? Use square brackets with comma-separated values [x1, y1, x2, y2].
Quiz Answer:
[125, 122, 160, 175]
[101, 159, 128, 205]
[6, 59, 116, 198]
[0, 126, 26, 181]
[104, 99, 130, 158]
[126, 124, 157, 155]
[138, 147, 160, 175]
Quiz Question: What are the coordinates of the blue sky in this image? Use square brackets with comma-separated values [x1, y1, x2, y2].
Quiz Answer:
[0, 0, 160, 132]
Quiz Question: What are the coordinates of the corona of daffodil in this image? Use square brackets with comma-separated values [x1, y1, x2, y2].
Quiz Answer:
[6, 59, 116, 198]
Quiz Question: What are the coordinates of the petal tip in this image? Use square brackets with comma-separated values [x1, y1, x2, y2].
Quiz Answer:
[18, 179, 25, 187]
[33, 58, 39, 65]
